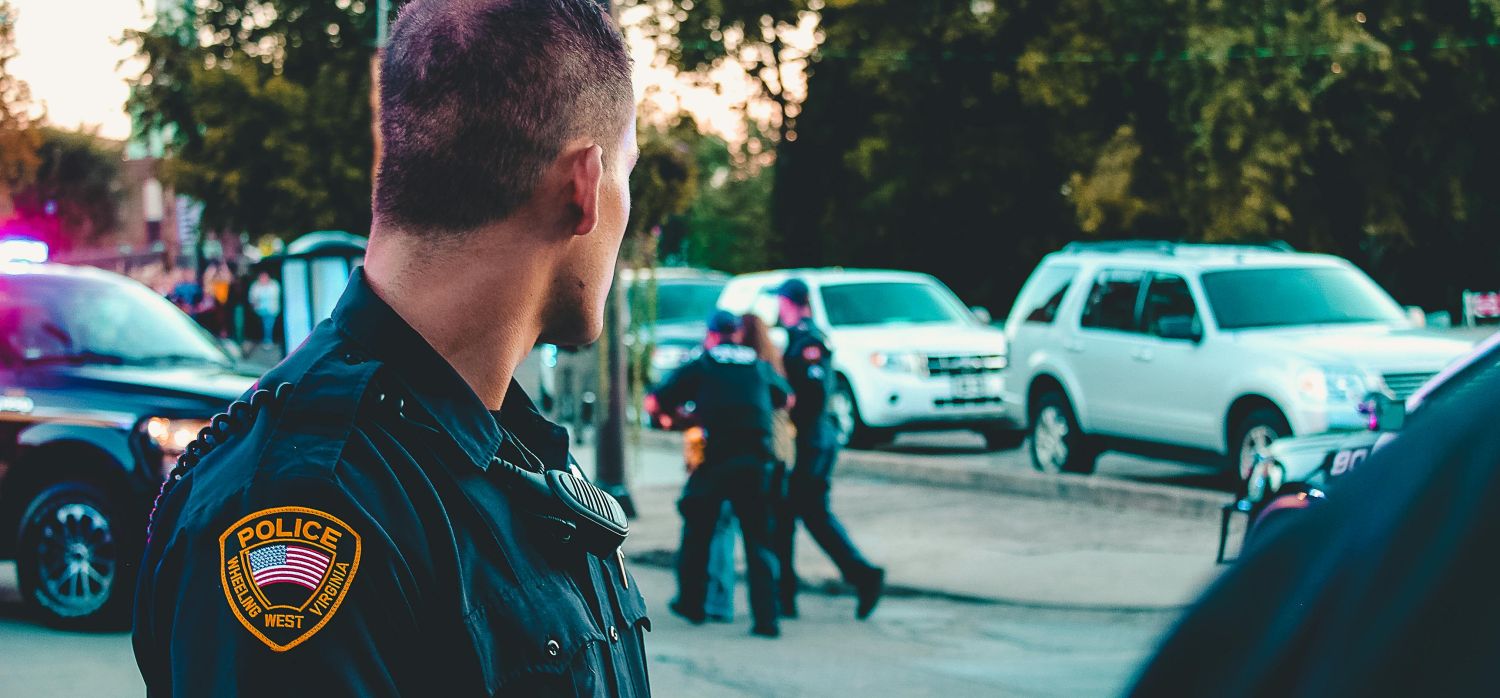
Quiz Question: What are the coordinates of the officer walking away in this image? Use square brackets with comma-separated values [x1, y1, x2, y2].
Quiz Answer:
[133, 2, 649, 695]
[648, 311, 793, 638]
[774, 278, 886, 620]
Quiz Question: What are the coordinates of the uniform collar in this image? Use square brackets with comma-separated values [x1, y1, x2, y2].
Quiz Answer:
[330, 267, 506, 470]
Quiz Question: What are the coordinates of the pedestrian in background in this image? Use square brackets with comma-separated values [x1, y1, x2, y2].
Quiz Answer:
[698, 314, 799, 622]
[775, 278, 886, 620]
[248, 270, 280, 349]
[650, 310, 794, 637]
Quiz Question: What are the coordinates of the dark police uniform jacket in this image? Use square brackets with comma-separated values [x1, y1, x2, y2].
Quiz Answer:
[133, 269, 651, 697]
[783, 321, 837, 450]
[650, 343, 792, 466]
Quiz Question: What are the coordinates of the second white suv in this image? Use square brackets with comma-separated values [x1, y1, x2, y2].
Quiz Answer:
[718, 269, 1016, 449]
[1003, 242, 1473, 483]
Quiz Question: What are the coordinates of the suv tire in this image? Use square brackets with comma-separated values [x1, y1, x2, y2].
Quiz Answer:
[1029, 391, 1097, 474]
[831, 378, 893, 450]
[16, 481, 138, 630]
[1232, 407, 1291, 490]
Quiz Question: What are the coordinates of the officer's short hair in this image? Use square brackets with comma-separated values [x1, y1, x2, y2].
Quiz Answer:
[374, 0, 632, 235]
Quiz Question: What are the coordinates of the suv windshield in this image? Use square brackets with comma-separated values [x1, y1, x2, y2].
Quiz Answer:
[630, 280, 725, 325]
[821, 281, 970, 327]
[1201, 266, 1406, 330]
[0, 273, 231, 368]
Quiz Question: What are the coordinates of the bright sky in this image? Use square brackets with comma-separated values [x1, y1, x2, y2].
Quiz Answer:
[8, 0, 152, 140]
[7, 1, 805, 145]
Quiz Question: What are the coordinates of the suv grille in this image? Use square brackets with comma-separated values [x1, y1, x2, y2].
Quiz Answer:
[1384, 372, 1436, 400]
[927, 355, 1006, 377]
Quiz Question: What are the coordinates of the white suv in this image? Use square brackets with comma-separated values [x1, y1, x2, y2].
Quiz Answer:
[718, 269, 1017, 449]
[1003, 242, 1473, 482]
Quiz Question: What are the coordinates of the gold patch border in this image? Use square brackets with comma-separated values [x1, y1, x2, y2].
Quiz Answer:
[218, 506, 363, 653]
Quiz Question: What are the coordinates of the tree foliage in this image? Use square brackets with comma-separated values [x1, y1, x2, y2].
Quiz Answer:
[777, 0, 1500, 313]
[127, 0, 393, 239]
[0, 0, 40, 193]
[625, 0, 818, 141]
[9, 128, 123, 245]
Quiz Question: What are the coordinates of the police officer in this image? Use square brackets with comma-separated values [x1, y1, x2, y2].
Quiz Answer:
[774, 278, 886, 620]
[648, 311, 793, 638]
[133, 1, 649, 694]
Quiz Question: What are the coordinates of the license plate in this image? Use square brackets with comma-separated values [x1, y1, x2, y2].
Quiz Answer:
[952, 375, 995, 399]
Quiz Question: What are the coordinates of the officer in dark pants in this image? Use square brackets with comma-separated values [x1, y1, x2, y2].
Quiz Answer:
[774, 278, 886, 620]
[648, 311, 793, 638]
[133, 2, 650, 694]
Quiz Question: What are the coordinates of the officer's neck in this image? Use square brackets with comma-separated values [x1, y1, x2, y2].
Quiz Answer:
[365, 227, 547, 410]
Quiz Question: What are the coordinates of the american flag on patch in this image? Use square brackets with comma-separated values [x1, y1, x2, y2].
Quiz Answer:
[248, 544, 331, 590]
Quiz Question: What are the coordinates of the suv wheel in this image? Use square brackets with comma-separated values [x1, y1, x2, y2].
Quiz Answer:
[831, 378, 892, 450]
[1029, 391, 1097, 474]
[1232, 407, 1291, 488]
[16, 481, 137, 629]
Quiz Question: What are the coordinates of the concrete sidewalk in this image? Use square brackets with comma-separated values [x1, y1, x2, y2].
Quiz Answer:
[577, 439, 1227, 611]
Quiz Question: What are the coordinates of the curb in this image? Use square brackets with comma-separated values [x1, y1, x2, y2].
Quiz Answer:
[633, 428, 1226, 520]
[837, 450, 1227, 520]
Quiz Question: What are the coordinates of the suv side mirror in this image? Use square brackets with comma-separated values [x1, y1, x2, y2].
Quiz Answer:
[1360, 392, 1406, 432]
[970, 306, 993, 324]
[1155, 315, 1202, 343]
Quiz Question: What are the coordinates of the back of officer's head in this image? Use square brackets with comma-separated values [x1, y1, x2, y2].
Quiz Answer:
[373, 0, 635, 344]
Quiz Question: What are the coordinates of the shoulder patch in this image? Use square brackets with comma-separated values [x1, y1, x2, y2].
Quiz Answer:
[219, 507, 362, 652]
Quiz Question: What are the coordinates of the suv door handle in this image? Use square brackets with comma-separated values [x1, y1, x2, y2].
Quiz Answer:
[1133, 348, 1154, 362]
[1063, 339, 1084, 353]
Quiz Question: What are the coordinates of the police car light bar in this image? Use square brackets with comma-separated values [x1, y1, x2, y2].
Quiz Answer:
[0, 238, 49, 263]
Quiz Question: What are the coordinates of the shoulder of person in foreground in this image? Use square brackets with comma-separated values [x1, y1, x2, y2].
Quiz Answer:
[133, 327, 441, 696]
[1130, 365, 1500, 697]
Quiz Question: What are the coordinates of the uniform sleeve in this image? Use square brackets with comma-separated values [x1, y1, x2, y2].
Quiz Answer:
[140, 474, 423, 697]
[791, 338, 831, 404]
[650, 359, 700, 414]
[762, 362, 794, 409]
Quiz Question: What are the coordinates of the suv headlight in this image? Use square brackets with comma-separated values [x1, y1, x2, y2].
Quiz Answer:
[870, 351, 926, 375]
[144, 417, 211, 475]
[1296, 367, 1368, 404]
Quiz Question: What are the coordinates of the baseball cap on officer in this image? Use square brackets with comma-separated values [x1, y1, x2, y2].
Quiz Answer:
[776, 278, 810, 306]
[707, 310, 742, 335]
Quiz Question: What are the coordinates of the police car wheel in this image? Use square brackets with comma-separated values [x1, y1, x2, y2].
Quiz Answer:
[16, 481, 137, 629]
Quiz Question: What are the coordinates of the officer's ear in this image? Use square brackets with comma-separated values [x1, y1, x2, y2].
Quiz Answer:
[566, 144, 605, 238]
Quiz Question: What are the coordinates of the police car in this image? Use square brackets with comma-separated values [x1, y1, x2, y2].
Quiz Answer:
[0, 256, 257, 626]
[1220, 329, 1500, 561]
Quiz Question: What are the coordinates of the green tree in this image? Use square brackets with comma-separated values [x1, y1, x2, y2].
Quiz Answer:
[127, 0, 391, 240]
[10, 128, 123, 246]
[624, 0, 818, 143]
[0, 0, 40, 195]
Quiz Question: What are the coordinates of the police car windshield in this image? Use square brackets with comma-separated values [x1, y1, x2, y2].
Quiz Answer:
[0, 273, 232, 368]
[629, 280, 726, 325]
[1202, 266, 1407, 330]
[820, 281, 971, 327]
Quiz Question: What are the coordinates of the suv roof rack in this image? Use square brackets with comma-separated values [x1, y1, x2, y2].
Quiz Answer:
[1060, 240, 1295, 256]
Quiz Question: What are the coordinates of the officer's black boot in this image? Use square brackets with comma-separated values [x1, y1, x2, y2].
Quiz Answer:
[854, 566, 885, 621]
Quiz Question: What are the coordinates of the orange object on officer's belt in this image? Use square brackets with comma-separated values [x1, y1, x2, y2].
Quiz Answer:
[683, 427, 706, 472]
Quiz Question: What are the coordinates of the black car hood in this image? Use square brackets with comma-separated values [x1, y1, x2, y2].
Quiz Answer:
[53, 364, 260, 403]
